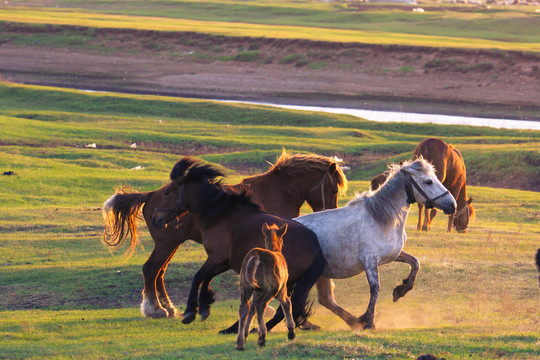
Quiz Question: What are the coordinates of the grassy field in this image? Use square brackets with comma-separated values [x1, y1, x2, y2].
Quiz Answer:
[1, 0, 540, 52]
[0, 82, 539, 359]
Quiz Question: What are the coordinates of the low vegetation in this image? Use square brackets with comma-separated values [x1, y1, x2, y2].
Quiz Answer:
[0, 82, 538, 358]
[1, 1, 540, 52]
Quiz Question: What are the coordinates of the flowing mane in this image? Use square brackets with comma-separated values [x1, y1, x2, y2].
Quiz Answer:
[182, 161, 260, 228]
[268, 150, 348, 195]
[361, 158, 435, 227]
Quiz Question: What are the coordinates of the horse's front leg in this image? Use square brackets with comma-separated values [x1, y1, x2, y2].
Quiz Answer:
[358, 259, 380, 329]
[417, 203, 424, 231]
[182, 259, 228, 324]
[141, 241, 180, 318]
[392, 251, 420, 302]
[423, 208, 437, 231]
[447, 214, 454, 233]
[316, 276, 361, 329]
[198, 267, 228, 321]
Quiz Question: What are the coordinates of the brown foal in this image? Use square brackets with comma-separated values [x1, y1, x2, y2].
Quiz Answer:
[236, 223, 294, 350]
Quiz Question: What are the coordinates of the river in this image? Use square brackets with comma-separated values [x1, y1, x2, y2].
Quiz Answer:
[220, 100, 540, 131]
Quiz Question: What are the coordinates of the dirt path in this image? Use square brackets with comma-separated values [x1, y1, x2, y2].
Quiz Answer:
[1, 26, 539, 119]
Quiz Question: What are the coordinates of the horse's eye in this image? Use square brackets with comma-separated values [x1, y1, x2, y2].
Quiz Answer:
[425, 180, 433, 185]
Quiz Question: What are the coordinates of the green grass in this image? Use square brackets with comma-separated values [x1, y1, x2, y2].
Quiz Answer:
[1, 2, 540, 52]
[0, 82, 539, 358]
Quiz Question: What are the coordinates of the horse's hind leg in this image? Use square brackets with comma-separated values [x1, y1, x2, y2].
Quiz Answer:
[256, 299, 270, 347]
[316, 277, 360, 330]
[155, 246, 181, 317]
[276, 288, 295, 340]
[141, 242, 180, 318]
[392, 251, 420, 302]
[358, 259, 380, 329]
[236, 290, 253, 351]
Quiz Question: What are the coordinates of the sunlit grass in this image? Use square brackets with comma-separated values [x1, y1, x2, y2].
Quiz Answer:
[0, 82, 538, 358]
[1, 7, 539, 52]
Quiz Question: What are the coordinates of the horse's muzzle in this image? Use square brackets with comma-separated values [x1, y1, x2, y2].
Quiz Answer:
[152, 216, 167, 230]
[442, 202, 456, 215]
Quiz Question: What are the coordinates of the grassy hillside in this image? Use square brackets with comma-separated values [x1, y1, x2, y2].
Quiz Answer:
[1, 82, 538, 192]
[0, 82, 538, 358]
[1, 0, 539, 52]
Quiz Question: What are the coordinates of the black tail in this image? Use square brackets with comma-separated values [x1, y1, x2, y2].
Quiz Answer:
[265, 252, 327, 332]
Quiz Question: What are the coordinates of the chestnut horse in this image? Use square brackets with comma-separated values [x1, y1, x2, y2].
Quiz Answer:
[102, 150, 346, 320]
[413, 138, 474, 233]
[151, 158, 327, 333]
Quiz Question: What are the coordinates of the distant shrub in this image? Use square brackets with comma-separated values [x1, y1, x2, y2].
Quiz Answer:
[280, 54, 303, 65]
[307, 62, 326, 70]
[233, 50, 260, 62]
[86, 27, 96, 37]
[473, 62, 495, 72]
[395, 66, 415, 73]
[219, 50, 260, 62]
[295, 59, 310, 67]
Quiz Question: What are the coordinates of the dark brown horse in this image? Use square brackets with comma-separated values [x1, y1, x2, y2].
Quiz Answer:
[413, 138, 474, 233]
[151, 158, 327, 334]
[236, 223, 294, 350]
[102, 150, 346, 320]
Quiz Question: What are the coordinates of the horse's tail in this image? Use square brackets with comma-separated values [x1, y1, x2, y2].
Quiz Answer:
[243, 253, 260, 289]
[102, 189, 151, 255]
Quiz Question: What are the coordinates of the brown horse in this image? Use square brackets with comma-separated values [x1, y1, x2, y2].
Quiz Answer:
[102, 150, 346, 320]
[236, 223, 294, 351]
[370, 173, 387, 191]
[413, 138, 474, 233]
[151, 158, 327, 334]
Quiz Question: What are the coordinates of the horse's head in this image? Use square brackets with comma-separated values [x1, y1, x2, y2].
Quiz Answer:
[452, 197, 474, 233]
[306, 161, 348, 211]
[262, 223, 287, 253]
[151, 157, 223, 230]
[401, 158, 456, 215]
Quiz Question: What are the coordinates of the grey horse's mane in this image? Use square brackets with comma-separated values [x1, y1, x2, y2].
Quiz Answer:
[353, 158, 434, 228]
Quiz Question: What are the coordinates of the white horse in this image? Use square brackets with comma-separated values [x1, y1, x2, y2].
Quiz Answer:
[295, 158, 456, 329]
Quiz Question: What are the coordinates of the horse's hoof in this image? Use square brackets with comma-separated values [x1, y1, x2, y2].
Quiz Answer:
[393, 285, 409, 302]
[288, 330, 295, 340]
[181, 311, 197, 324]
[421, 225, 429, 231]
[147, 308, 169, 319]
[199, 308, 211, 322]
[235, 346, 244, 351]
[298, 320, 320, 331]
[257, 338, 266, 347]
[218, 326, 238, 335]
[166, 307, 178, 318]
[358, 314, 375, 330]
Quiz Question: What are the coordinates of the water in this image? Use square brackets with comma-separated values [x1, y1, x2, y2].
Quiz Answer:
[221, 100, 540, 131]
[81, 88, 539, 130]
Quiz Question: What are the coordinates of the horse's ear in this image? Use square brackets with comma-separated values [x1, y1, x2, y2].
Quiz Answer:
[467, 197, 473, 204]
[328, 163, 337, 174]
[262, 223, 270, 236]
[277, 223, 288, 238]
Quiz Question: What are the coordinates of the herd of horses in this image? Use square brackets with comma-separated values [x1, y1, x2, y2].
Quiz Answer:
[102, 138, 474, 349]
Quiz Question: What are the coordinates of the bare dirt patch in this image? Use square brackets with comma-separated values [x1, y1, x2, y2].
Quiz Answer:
[1, 24, 539, 120]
